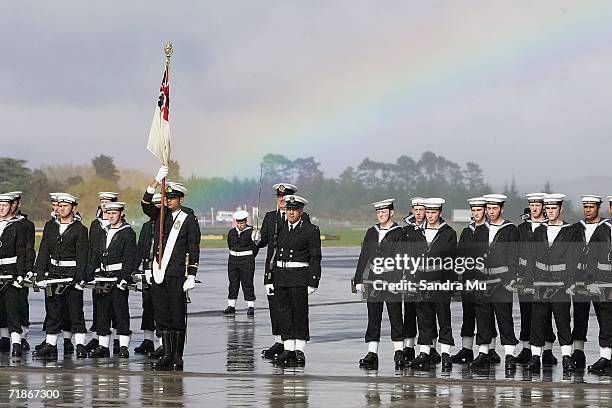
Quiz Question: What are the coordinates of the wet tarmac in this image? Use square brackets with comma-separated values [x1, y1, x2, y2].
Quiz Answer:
[1, 248, 611, 407]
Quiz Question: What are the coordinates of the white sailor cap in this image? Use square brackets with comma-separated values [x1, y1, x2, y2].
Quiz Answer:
[411, 197, 426, 207]
[56, 193, 78, 205]
[105, 202, 126, 211]
[423, 198, 445, 210]
[165, 182, 187, 198]
[8, 191, 23, 199]
[98, 191, 119, 201]
[0, 193, 15, 202]
[273, 183, 297, 196]
[233, 210, 249, 221]
[581, 195, 602, 205]
[608, 196, 612, 203]
[525, 193, 546, 203]
[467, 197, 486, 207]
[543, 193, 565, 205]
[284, 195, 308, 209]
[50, 192, 65, 202]
[152, 193, 162, 204]
[372, 198, 395, 211]
[483, 194, 508, 204]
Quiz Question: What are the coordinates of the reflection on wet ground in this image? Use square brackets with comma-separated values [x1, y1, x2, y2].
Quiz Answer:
[1, 248, 611, 406]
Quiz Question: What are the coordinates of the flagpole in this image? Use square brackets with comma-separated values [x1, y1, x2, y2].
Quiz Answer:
[158, 42, 173, 265]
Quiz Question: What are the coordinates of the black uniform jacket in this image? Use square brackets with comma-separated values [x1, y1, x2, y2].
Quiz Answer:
[474, 220, 519, 285]
[227, 225, 259, 260]
[517, 219, 545, 280]
[354, 223, 404, 286]
[0, 217, 26, 277]
[527, 221, 579, 286]
[585, 220, 612, 284]
[87, 223, 137, 282]
[573, 219, 608, 285]
[418, 221, 457, 283]
[136, 218, 154, 271]
[456, 222, 485, 281]
[16, 211, 35, 273]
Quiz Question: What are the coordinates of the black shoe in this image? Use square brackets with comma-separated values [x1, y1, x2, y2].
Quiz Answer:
[118, 346, 129, 358]
[89, 345, 110, 358]
[113, 339, 120, 353]
[247, 307, 255, 316]
[147, 345, 164, 359]
[295, 350, 306, 366]
[505, 355, 517, 370]
[562, 355, 576, 372]
[571, 349, 586, 370]
[153, 331, 174, 371]
[85, 338, 99, 353]
[359, 352, 379, 370]
[76, 344, 87, 358]
[410, 352, 431, 371]
[274, 350, 297, 367]
[0, 337, 10, 352]
[488, 349, 501, 364]
[467, 352, 490, 369]
[64, 339, 74, 355]
[542, 350, 558, 366]
[403, 347, 415, 364]
[134, 339, 155, 354]
[588, 357, 611, 375]
[451, 347, 474, 364]
[11, 343, 22, 357]
[441, 352, 452, 370]
[524, 355, 541, 371]
[430, 348, 441, 364]
[223, 306, 236, 314]
[34, 340, 46, 351]
[21, 339, 30, 351]
[394, 350, 405, 369]
[262, 342, 284, 360]
[173, 331, 185, 370]
[515, 348, 532, 365]
[32, 343, 58, 358]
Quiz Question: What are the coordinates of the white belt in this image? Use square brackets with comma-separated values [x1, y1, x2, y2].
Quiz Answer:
[485, 266, 509, 275]
[94, 277, 117, 282]
[230, 250, 253, 257]
[577, 263, 587, 271]
[101, 263, 123, 272]
[534, 281, 564, 287]
[276, 261, 309, 268]
[535, 262, 566, 272]
[0, 274, 14, 280]
[518, 258, 528, 267]
[0, 256, 17, 265]
[597, 262, 612, 271]
[50, 259, 77, 267]
[482, 278, 501, 285]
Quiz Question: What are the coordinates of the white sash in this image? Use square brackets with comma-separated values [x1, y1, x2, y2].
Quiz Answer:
[153, 210, 188, 284]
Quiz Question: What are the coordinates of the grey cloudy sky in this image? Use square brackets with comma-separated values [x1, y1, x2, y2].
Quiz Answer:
[3, 1, 612, 188]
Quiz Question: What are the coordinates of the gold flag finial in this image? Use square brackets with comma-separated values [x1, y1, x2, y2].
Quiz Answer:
[164, 41, 173, 63]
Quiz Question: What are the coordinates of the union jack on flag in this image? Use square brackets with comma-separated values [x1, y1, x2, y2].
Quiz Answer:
[147, 66, 171, 164]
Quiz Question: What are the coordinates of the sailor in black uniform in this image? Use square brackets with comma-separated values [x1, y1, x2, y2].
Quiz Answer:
[32, 193, 89, 359]
[88, 202, 136, 358]
[468, 194, 519, 370]
[224, 210, 258, 316]
[141, 166, 201, 371]
[354, 199, 405, 370]
[524, 193, 579, 372]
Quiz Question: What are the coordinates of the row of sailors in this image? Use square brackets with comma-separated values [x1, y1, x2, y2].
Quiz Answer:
[353, 193, 612, 376]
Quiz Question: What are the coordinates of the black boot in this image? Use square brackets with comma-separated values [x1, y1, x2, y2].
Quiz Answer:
[524, 355, 541, 371]
[274, 350, 297, 367]
[505, 355, 517, 370]
[147, 344, 164, 359]
[113, 339, 120, 354]
[247, 307, 255, 316]
[410, 352, 431, 371]
[64, 338, 74, 355]
[441, 353, 452, 370]
[152, 331, 174, 371]
[488, 349, 501, 364]
[542, 350, 558, 365]
[262, 342, 284, 360]
[571, 349, 586, 370]
[134, 339, 155, 354]
[173, 331, 185, 370]
[223, 306, 236, 314]
[359, 352, 379, 370]
[89, 345, 110, 358]
[588, 357, 611, 375]
[467, 352, 490, 369]
[403, 347, 415, 364]
[32, 343, 58, 358]
[429, 348, 441, 364]
[85, 338, 99, 353]
[0, 337, 10, 352]
[295, 350, 306, 366]
[394, 350, 405, 369]
[451, 347, 474, 364]
[21, 339, 30, 351]
[34, 340, 47, 351]
[76, 344, 87, 358]
[118, 346, 130, 359]
[562, 355, 576, 372]
[515, 348, 532, 365]
[12, 343, 22, 357]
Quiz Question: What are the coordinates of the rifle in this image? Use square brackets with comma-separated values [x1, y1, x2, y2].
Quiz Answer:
[36, 277, 73, 297]
[532, 281, 564, 301]
[267, 209, 280, 284]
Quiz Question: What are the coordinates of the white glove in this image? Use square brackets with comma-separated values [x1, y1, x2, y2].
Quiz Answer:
[24, 271, 34, 280]
[117, 279, 128, 291]
[587, 283, 602, 295]
[183, 275, 196, 292]
[523, 288, 535, 295]
[145, 270, 153, 285]
[13, 276, 23, 289]
[154, 165, 169, 183]
[355, 283, 365, 293]
[74, 280, 86, 291]
[307, 286, 317, 295]
[252, 230, 261, 244]
[504, 280, 517, 293]
[133, 274, 142, 283]
[565, 284, 576, 296]
[265, 284, 274, 296]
